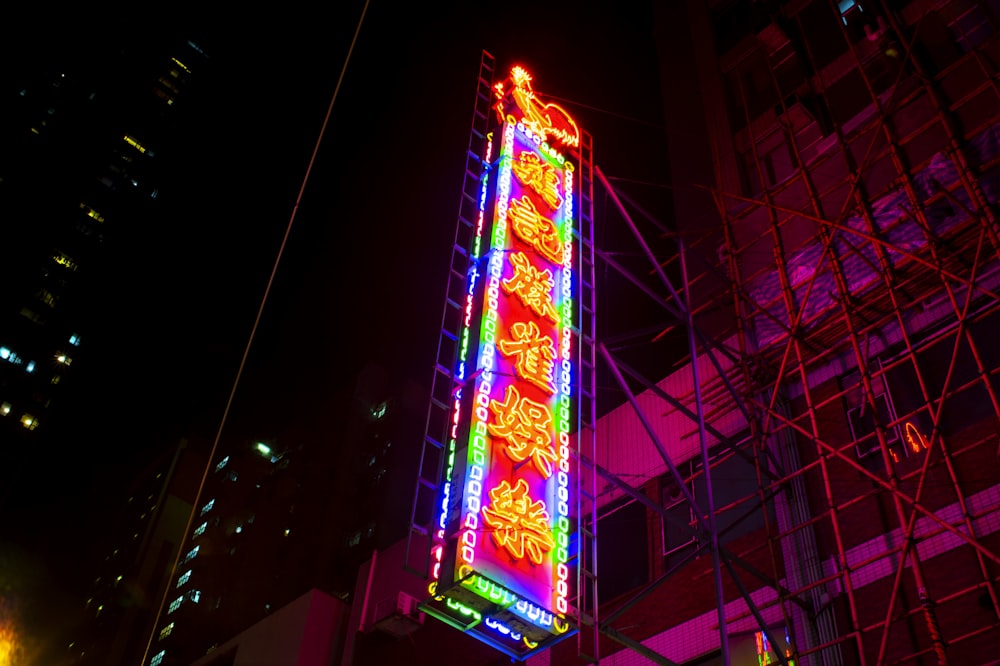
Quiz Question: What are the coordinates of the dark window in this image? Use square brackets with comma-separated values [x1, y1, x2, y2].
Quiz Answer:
[915, 328, 997, 436]
[797, 1, 849, 70]
[946, 3, 992, 52]
[661, 437, 769, 571]
[597, 497, 648, 601]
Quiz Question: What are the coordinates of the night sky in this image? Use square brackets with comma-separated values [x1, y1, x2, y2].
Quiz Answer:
[2, 3, 670, 661]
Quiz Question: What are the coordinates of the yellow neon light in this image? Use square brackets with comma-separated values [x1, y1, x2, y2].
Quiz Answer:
[488, 384, 558, 478]
[498, 320, 557, 395]
[171, 57, 191, 73]
[512, 151, 563, 210]
[502, 252, 559, 324]
[508, 196, 563, 265]
[497, 66, 580, 149]
[482, 478, 555, 565]
[904, 422, 929, 453]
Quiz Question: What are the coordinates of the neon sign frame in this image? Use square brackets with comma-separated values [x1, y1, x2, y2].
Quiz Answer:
[421, 64, 582, 660]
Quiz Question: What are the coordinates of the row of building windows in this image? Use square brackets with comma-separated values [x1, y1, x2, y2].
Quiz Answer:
[167, 589, 201, 615]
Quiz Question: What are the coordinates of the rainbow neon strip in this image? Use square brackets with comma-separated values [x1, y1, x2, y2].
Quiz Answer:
[423, 66, 579, 661]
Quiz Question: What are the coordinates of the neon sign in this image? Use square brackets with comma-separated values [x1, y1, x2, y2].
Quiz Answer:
[422, 65, 581, 660]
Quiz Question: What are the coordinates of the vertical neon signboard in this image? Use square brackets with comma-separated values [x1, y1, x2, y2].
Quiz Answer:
[422, 65, 581, 660]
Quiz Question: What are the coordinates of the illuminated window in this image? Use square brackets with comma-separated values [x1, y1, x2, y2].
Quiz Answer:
[255, 442, 272, 457]
[214, 455, 229, 472]
[371, 401, 387, 419]
[200, 499, 214, 515]
[0, 403, 11, 416]
[25, 361, 34, 373]
[158, 622, 174, 640]
[192, 522, 206, 538]
[153, 87, 175, 105]
[51, 375, 61, 385]
[158, 77, 179, 93]
[21, 414, 38, 430]
[69, 334, 80, 346]
[56, 353, 72, 365]
[151, 650, 166, 666]
[176, 570, 191, 588]
[123, 135, 149, 154]
[187, 589, 201, 603]
[0, 347, 12, 361]
[167, 595, 183, 614]
[52, 252, 78, 270]
[36, 289, 57, 307]
[79, 203, 105, 223]
[183, 545, 199, 563]
[20, 308, 43, 324]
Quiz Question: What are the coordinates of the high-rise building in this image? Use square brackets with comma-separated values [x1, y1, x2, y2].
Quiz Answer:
[542, 1, 1000, 663]
[71, 438, 207, 666]
[146, 361, 426, 666]
[0, 30, 210, 665]
[0, 31, 208, 463]
[330, 362, 429, 588]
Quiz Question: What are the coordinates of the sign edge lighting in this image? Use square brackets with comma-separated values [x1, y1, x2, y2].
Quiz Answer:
[422, 64, 582, 661]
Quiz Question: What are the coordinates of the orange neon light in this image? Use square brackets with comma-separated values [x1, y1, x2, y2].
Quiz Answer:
[496, 66, 580, 149]
[513, 151, 564, 210]
[499, 320, 557, 395]
[904, 422, 929, 453]
[503, 252, 560, 324]
[488, 384, 558, 478]
[509, 196, 563, 264]
[482, 478, 556, 565]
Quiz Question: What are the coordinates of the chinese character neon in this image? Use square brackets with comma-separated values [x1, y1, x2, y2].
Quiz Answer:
[482, 478, 556, 565]
[488, 384, 558, 478]
[503, 252, 559, 324]
[513, 151, 563, 210]
[499, 320, 557, 395]
[509, 196, 563, 264]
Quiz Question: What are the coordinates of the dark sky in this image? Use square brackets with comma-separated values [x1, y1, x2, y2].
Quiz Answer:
[3, 3, 670, 660]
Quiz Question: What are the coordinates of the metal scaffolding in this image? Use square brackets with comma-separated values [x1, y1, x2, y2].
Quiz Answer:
[584, 1, 1000, 664]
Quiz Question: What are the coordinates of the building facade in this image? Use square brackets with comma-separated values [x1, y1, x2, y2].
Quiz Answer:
[145, 361, 427, 666]
[72, 439, 206, 666]
[551, 0, 1000, 663]
[348, 1, 1000, 664]
[0, 33, 208, 450]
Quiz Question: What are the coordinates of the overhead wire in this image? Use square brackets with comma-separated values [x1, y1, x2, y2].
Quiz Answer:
[138, 2, 370, 663]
